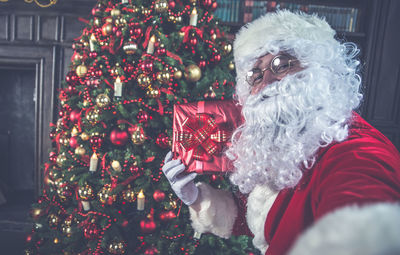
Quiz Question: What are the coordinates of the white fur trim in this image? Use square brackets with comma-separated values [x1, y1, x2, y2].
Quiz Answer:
[188, 182, 237, 239]
[233, 10, 336, 80]
[288, 202, 400, 255]
[247, 184, 279, 254]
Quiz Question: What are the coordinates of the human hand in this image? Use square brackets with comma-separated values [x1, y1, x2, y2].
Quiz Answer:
[162, 151, 199, 205]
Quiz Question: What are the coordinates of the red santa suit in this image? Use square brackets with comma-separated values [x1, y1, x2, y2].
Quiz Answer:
[189, 113, 400, 255]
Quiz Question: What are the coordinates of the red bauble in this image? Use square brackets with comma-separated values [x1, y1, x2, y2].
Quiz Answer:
[49, 152, 57, 163]
[124, 63, 134, 73]
[137, 110, 149, 124]
[144, 247, 159, 255]
[69, 109, 81, 124]
[189, 37, 198, 46]
[90, 135, 104, 149]
[159, 210, 176, 221]
[110, 128, 129, 146]
[210, 54, 221, 63]
[84, 222, 101, 240]
[211, 1, 218, 10]
[156, 133, 169, 149]
[198, 60, 207, 69]
[155, 47, 166, 56]
[69, 136, 78, 148]
[140, 218, 156, 233]
[65, 71, 78, 85]
[129, 165, 139, 174]
[91, 6, 103, 17]
[153, 190, 165, 202]
[201, 0, 213, 8]
[168, 1, 175, 9]
[139, 60, 153, 73]
[129, 24, 143, 39]
[89, 51, 98, 58]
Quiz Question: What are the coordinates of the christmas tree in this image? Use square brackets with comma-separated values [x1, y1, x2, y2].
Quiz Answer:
[26, 0, 258, 254]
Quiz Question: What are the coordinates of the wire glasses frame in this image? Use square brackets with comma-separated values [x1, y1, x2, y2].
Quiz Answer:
[246, 54, 300, 87]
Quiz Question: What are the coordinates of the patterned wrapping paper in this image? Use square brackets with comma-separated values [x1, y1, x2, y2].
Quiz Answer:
[172, 100, 242, 174]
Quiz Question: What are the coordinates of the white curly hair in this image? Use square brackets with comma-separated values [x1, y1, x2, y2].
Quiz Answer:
[226, 10, 363, 194]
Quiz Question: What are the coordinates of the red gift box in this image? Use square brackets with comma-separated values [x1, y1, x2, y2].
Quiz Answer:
[172, 100, 242, 174]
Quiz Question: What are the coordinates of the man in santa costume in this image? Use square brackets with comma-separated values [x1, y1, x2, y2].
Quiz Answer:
[163, 10, 400, 255]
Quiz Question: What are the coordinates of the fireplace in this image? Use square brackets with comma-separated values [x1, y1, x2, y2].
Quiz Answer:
[0, 67, 36, 207]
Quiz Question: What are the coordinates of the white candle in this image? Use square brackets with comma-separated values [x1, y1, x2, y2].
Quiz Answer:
[190, 8, 198, 26]
[81, 201, 91, 211]
[146, 35, 156, 54]
[111, 160, 121, 172]
[114, 76, 123, 97]
[137, 189, 145, 211]
[89, 153, 98, 172]
[89, 34, 96, 51]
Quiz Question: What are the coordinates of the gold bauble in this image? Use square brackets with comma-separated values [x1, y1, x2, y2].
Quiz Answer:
[223, 43, 232, 55]
[108, 241, 126, 254]
[122, 188, 136, 203]
[111, 160, 122, 172]
[31, 208, 42, 218]
[48, 213, 60, 228]
[154, 0, 168, 13]
[137, 73, 151, 88]
[75, 146, 86, 156]
[184, 64, 202, 82]
[102, 22, 113, 36]
[78, 184, 94, 201]
[98, 185, 117, 204]
[95, 93, 111, 108]
[94, 17, 101, 27]
[173, 70, 182, 79]
[146, 86, 160, 99]
[131, 126, 146, 145]
[211, 33, 217, 41]
[80, 132, 89, 141]
[54, 238, 59, 244]
[76, 64, 88, 78]
[228, 61, 235, 71]
[56, 154, 67, 167]
[110, 8, 121, 17]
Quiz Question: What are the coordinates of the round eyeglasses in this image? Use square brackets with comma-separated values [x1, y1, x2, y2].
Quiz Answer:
[246, 54, 300, 87]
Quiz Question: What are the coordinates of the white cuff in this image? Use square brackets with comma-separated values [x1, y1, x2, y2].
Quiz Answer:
[288, 202, 400, 255]
[189, 182, 238, 239]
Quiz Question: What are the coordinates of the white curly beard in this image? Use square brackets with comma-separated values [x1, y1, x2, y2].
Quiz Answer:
[226, 66, 361, 194]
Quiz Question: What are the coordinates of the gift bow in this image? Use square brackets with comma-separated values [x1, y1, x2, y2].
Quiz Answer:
[176, 113, 229, 161]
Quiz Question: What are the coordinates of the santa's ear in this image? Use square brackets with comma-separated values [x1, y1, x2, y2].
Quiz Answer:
[288, 202, 400, 255]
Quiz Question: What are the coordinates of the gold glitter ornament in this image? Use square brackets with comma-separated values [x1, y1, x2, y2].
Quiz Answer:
[86, 108, 100, 125]
[48, 213, 60, 228]
[122, 187, 136, 203]
[146, 86, 160, 99]
[154, 0, 168, 13]
[131, 126, 146, 144]
[137, 73, 151, 88]
[123, 41, 138, 55]
[56, 154, 67, 167]
[80, 132, 90, 141]
[75, 146, 86, 155]
[78, 184, 95, 201]
[97, 185, 117, 204]
[107, 240, 126, 254]
[95, 93, 111, 107]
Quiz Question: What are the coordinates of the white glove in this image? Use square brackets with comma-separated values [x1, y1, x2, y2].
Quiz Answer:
[162, 151, 199, 205]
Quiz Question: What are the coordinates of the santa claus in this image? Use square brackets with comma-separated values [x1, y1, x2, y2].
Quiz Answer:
[163, 10, 400, 255]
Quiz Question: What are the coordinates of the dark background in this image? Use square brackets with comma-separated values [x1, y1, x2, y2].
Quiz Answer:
[0, 0, 399, 254]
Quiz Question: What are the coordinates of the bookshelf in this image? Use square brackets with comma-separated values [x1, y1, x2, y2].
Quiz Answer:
[215, 0, 370, 38]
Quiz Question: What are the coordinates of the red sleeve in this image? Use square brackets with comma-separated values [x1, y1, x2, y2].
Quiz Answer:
[312, 135, 400, 220]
